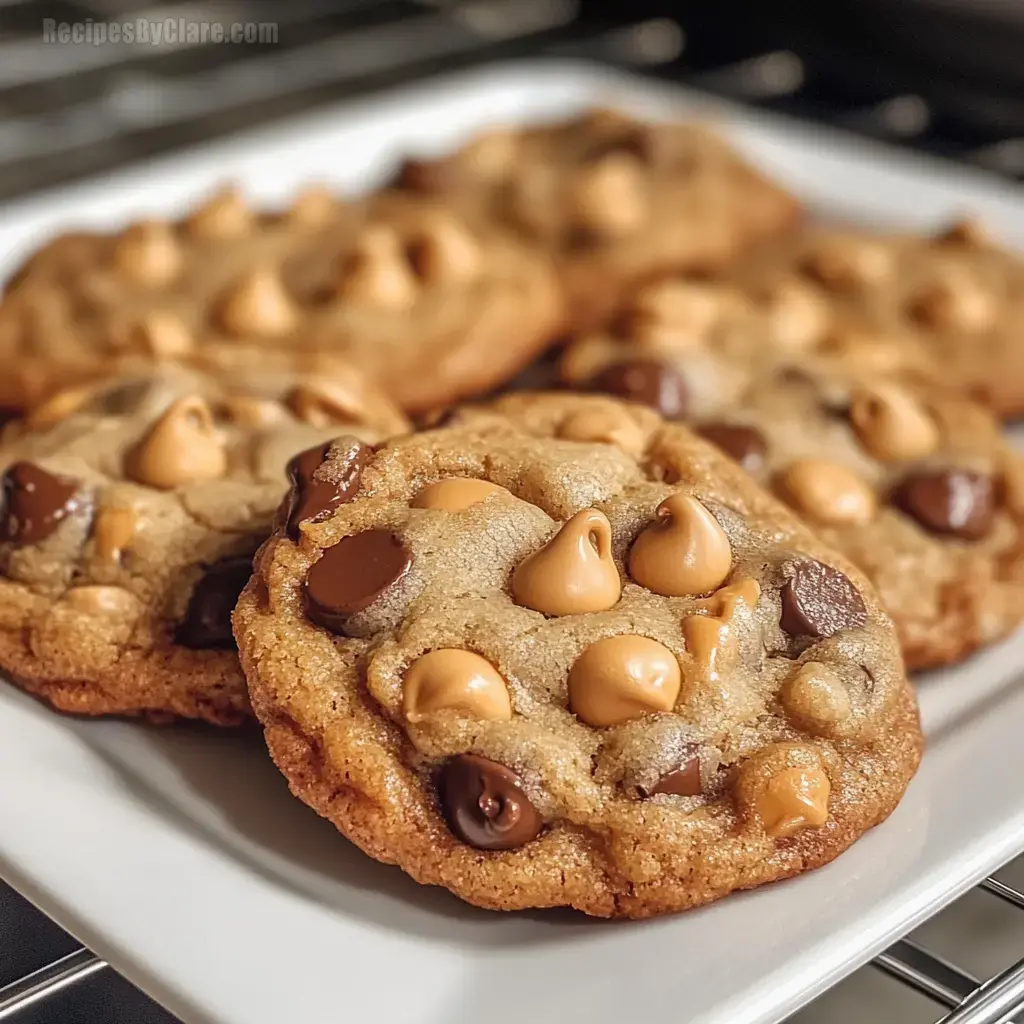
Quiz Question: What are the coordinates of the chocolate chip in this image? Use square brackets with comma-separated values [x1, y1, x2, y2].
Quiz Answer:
[304, 529, 410, 633]
[0, 462, 81, 545]
[780, 558, 867, 639]
[695, 422, 767, 475]
[440, 754, 542, 851]
[393, 156, 460, 195]
[644, 751, 702, 798]
[589, 359, 688, 420]
[891, 469, 995, 541]
[176, 556, 254, 649]
[282, 438, 373, 540]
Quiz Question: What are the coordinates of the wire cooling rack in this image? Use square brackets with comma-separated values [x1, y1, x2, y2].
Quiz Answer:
[2, 1, 1024, 1021]
[4, 874, 1024, 1023]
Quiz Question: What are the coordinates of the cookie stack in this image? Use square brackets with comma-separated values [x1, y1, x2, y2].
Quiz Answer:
[3, 107, 1021, 919]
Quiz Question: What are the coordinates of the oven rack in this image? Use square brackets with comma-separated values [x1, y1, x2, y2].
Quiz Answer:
[4, 869, 1024, 1023]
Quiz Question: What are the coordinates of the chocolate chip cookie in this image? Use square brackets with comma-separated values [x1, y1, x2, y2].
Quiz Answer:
[558, 276, 1024, 668]
[0, 364, 407, 723]
[395, 108, 800, 330]
[234, 404, 921, 917]
[727, 218, 1024, 419]
[0, 184, 562, 414]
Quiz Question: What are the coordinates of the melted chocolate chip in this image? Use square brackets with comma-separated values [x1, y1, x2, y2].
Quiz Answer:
[0, 462, 81, 545]
[589, 359, 688, 420]
[441, 754, 542, 851]
[645, 750, 702, 798]
[695, 422, 768, 475]
[780, 558, 868, 639]
[304, 530, 411, 633]
[176, 556, 254, 649]
[283, 438, 373, 540]
[891, 469, 995, 541]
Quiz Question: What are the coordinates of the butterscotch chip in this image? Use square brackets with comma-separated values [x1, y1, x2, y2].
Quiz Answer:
[569, 154, 649, 239]
[512, 508, 621, 616]
[220, 396, 287, 429]
[806, 235, 894, 290]
[185, 186, 253, 239]
[775, 458, 877, 527]
[218, 268, 298, 338]
[92, 507, 135, 564]
[0, 362, 406, 724]
[287, 376, 403, 432]
[235, 394, 920, 918]
[629, 492, 732, 596]
[132, 312, 194, 358]
[755, 766, 831, 838]
[910, 272, 996, 334]
[558, 404, 647, 458]
[848, 382, 939, 462]
[24, 384, 98, 430]
[735, 742, 832, 839]
[403, 649, 512, 723]
[339, 226, 419, 310]
[113, 220, 181, 287]
[125, 396, 228, 491]
[569, 635, 680, 727]
[0, 188, 562, 416]
[288, 184, 341, 228]
[412, 478, 511, 512]
[408, 216, 481, 285]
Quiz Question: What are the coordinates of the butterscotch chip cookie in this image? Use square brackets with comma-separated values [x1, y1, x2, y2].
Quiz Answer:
[558, 275, 1024, 668]
[234, 403, 921, 918]
[0, 364, 407, 723]
[0, 185, 562, 414]
[727, 219, 1024, 419]
[394, 108, 800, 330]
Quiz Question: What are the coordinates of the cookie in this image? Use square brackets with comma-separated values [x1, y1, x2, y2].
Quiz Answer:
[556, 275, 1024, 668]
[727, 218, 1024, 419]
[234, 404, 921, 918]
[395, 108, 800, 330]
[0, 184, 563, 414]
[0, 364, 407, 723]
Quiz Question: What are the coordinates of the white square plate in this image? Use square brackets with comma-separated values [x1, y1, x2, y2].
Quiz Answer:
[2, 61, 1024, 1024]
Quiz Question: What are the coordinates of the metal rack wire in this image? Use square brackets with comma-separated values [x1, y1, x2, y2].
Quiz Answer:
[2, 0, 1024, 1021]
[4, 873, 1024, 1023]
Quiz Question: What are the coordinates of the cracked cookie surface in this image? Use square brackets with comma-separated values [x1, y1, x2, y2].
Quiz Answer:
[0, 185, 562, 414]
[557, 274, 1024, 669]
[0, 364, 407, 723]
[395, 108, 800, 330]
[234, 399, 921, 917]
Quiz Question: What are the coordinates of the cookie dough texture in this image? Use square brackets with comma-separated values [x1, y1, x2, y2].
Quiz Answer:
[396, 108, 801, 329]
[562, 277, 1024, 669]
[728, 219, 1024, 419]
[0, 184, 563, 414]
[235, 396, 921, 918]
[0, 365, 407, 723]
